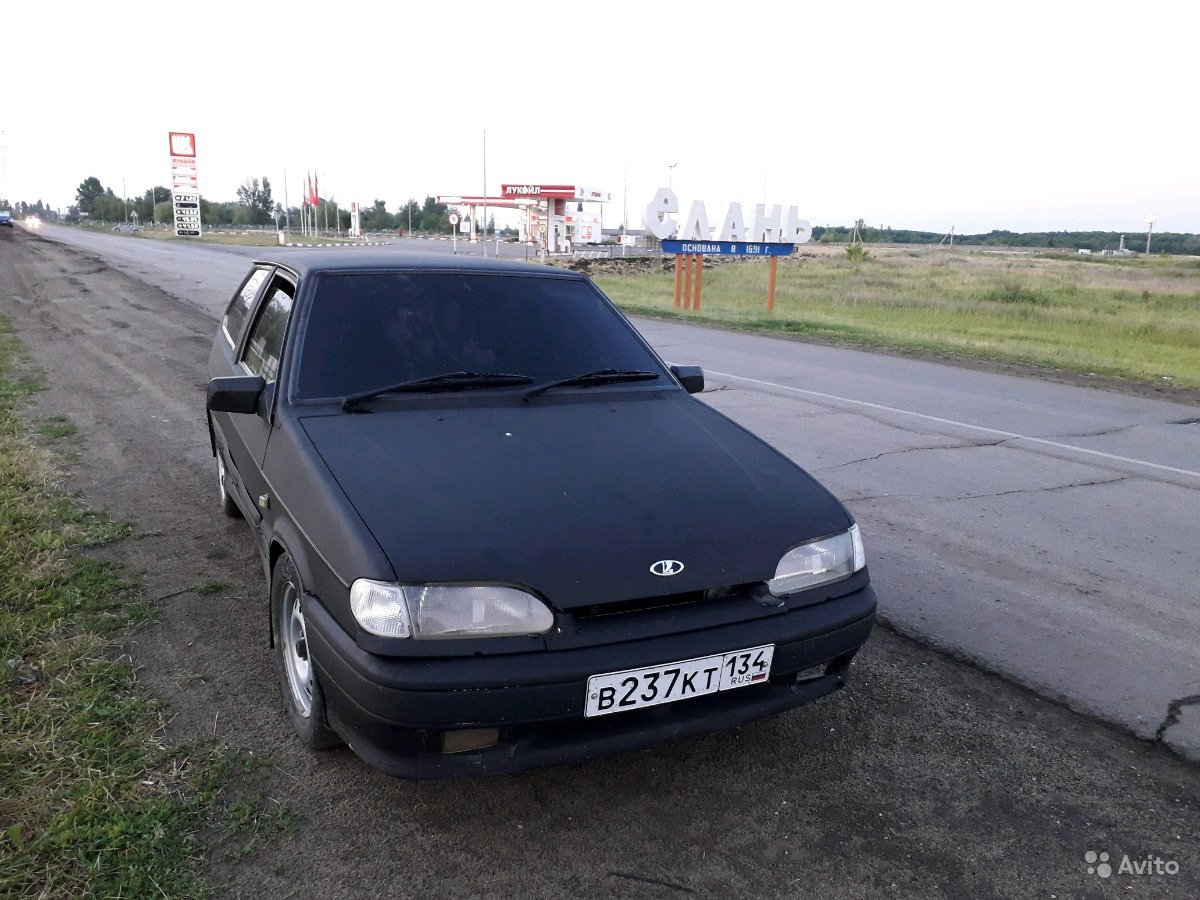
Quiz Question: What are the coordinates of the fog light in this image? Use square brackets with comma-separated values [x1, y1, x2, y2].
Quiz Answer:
[795, 664, 827, 683]
[441, 728, 500, 754]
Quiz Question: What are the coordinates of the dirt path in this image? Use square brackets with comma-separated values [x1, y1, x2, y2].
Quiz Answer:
[1, 228, 1196, 898]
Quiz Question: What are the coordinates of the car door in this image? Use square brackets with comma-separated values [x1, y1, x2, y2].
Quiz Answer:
[227, 272, 297, 525]
[210, 265, 272, 515]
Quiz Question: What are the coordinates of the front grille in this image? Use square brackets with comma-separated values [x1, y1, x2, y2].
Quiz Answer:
[570, 583, 760, 619]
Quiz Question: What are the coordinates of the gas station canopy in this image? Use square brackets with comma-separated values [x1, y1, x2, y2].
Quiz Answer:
[436, 184, 611, 252]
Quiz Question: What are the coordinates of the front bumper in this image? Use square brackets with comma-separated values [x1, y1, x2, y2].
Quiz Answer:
[304, 585, 876, 779]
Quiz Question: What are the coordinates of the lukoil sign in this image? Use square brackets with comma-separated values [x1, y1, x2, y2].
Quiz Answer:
[643, 189, 810, 244]
[168, 131, 201, 237]
[502, 184, 612, 202]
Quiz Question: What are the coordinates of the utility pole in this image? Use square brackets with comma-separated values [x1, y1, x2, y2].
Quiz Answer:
[122, 177, 128, 222]
[283, 170, 291, 235]
[407, 199, 412, 237]
[621, 161, 628, 257]
[482, 129, 488, 256]
[0, 129, 7, 211]
[1146, 217, 1156, 254]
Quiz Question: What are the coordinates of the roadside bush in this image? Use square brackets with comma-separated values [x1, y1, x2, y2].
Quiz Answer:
[981, 281, 1048, 305]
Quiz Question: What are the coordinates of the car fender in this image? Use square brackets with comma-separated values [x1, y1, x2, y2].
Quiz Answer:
[263, 516, 322, 646]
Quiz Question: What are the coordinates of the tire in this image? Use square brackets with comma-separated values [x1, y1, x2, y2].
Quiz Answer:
[217, 455, 242, 519]
[271, 553, 341, 750]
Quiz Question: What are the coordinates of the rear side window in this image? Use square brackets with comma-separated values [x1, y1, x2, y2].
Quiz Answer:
[222, 267, 270, 346]
[241, 281, 294, 382]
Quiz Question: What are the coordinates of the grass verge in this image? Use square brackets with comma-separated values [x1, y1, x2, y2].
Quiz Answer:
[68, 223, 355, 247]
[594, 250, 1200, 389]
[0, 315, 258, 897]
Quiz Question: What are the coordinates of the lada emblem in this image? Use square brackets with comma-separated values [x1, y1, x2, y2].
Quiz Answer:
[650, 560, 685, 576]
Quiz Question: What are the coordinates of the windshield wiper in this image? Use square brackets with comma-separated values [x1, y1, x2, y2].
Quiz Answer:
[342, 371, 534, 410]
[523, 368, 660, 401]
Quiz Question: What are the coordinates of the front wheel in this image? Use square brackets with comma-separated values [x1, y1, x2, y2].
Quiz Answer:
[271, 554, 341, 750]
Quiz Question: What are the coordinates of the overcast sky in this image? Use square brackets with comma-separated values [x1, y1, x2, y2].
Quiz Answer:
[3, 1, 1197, 234]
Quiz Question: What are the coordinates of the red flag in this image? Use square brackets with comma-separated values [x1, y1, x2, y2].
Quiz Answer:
[313, 173, 320, 205]
[309, 172, 319, 206]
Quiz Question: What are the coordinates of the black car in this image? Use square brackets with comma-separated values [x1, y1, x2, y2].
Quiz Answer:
[206, 252, 876, 778]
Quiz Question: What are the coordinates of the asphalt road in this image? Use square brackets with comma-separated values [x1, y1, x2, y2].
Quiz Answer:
[31, 222, 1200, 763]
[3, 226, 1198, 898]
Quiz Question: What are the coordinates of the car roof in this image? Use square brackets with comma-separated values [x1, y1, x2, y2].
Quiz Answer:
[252, 249, 586, 281]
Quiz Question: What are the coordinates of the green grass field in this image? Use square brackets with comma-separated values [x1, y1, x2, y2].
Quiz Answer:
[0, 317, 279, 897]
[594, 249, 1200, 389]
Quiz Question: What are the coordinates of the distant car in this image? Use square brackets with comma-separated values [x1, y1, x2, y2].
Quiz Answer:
[205, 252, 876, 778]
[112, 223, 143, 233]
[0, 211, 12, 227]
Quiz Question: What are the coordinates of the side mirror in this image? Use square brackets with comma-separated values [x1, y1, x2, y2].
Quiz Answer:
[207, 375, 266, 414]
[670, 365, 704, 394]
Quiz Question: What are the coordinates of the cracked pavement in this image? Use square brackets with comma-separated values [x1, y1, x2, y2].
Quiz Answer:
[637, 331, 1200, 763]
[30, 223, 1200, 763]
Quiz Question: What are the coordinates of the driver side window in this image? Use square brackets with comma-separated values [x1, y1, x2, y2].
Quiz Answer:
[241, 279, 295, 383]
[222, 267, 270, 347]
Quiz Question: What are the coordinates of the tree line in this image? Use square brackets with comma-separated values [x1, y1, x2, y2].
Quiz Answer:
[58, 176, 461, 234]
[811, 225, 1200, 256]
[1, 199, 55, 220]
[356, 197, 457, 233]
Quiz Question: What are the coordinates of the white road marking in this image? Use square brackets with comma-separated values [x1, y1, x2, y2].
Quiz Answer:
[705, 369, 1200, 481]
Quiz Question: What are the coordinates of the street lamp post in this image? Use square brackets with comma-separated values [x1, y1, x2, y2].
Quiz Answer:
[667, 162, 678, 190]
[283, 170, 291, 236]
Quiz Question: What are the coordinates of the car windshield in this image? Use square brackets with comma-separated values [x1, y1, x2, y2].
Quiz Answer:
[294, 272, 665, 401]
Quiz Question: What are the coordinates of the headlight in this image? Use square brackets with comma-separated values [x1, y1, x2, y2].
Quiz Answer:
[768, 525, 866, 597]
[350, 579, 554, 639]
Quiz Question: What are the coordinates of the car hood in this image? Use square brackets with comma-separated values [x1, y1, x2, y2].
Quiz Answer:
[299, 393, 851, 609]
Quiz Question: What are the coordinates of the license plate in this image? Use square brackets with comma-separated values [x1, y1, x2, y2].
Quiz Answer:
[584, 644, 775, 717]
